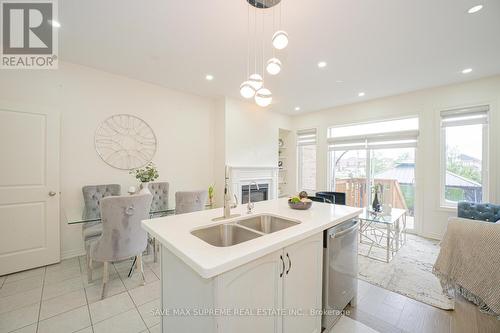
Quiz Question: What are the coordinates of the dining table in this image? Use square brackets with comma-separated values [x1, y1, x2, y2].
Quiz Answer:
[65, 206, 176, 276]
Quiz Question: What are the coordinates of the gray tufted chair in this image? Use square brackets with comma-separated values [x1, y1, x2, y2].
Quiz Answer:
[175, 190, 208, 215]
[87, 193, 153, 299]
[457, 201, 500, 223]
[81, 184, 121, 244]
[148, 182, 169, 213]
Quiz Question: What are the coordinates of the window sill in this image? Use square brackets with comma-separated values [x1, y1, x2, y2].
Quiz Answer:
[438, 205, 457, 213]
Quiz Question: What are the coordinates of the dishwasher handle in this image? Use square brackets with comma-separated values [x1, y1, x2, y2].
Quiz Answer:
[330, 220, 360, 239]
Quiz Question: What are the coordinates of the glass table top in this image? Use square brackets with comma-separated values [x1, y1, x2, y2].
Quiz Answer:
[358, 208, 406, 224]
[65, 207, 176, 225]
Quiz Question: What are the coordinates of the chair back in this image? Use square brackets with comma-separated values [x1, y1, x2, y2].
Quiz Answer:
[175, 190, 208, 214]
[307, 196, 332, 203]
[82, 184, 121, 219]
[315, 191, 346, 205]
[148, 182, 169, 212]
[92, 193, 153, 262]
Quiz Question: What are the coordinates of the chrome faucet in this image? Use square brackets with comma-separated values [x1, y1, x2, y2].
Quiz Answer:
[213, 166, 239, 221]
[247, 181, 259, 214]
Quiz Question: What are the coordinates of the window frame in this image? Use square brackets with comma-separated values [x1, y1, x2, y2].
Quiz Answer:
[439, 106, 489, 208]
[297, 128, 317, 193]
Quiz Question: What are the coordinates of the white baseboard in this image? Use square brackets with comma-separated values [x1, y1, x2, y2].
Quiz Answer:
[61, 247, 85, 260]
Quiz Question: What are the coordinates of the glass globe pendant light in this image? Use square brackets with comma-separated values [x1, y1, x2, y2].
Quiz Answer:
[248, 73, 263, 91]
[240, 81, 255, 99]
[266, 57, 281, 75]
[272, 30, 288, 50]
[255, 87, 272, 107]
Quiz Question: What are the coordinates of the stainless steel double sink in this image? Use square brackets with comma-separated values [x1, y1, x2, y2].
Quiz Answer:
[191, 214, 300, 247]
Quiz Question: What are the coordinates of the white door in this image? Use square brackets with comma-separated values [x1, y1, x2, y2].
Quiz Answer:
[282, 233, 323, 333]
[0, 102, 60, 275]
[216, 250, 283, 333]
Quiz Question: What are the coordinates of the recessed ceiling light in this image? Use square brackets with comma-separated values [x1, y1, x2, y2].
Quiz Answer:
[294, 106, 301, 111]
[48, 20, 61, 28]
[317, 61, 327, 68]
[205, 74, 214, 81]
[335, 80, 344, 83]
[358, 92, 365, 97]
[461, 68, 473, 74]
[467, 5, 483, 14]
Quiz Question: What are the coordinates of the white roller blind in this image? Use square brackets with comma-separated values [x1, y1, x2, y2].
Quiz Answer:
[297, 128, 317, 146]
[441, 105, 489, 127]
[328, 130, 419, 151]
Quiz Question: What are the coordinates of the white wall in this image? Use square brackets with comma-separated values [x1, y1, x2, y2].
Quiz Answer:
[290, 76, 500, 239]
[0, 62, 216, 258]
[224, 98, 292, 167]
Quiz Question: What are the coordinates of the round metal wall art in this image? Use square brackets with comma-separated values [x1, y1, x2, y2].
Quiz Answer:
[94, 114, 157, 170]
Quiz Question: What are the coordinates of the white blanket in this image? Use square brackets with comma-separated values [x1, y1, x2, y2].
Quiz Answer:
[433, 217, 500, 319]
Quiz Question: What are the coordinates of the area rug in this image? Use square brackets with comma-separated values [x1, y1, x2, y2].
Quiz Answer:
[358, 233, 454, 310]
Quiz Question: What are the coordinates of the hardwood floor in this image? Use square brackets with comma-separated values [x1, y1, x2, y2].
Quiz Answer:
[348, 280, 500, 333]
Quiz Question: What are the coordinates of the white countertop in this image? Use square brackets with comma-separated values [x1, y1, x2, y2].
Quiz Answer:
[141, 198, 362, 279]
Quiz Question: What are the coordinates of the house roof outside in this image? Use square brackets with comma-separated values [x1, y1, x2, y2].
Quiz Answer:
[375, 163, 481, 188]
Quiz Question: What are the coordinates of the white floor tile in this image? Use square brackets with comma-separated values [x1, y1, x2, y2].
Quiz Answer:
[330, 316, 380, 333]
[0, 302, 39, 333]
[10, 324, 37, 333]
[0, 275, 44, 297]
[149, 323, 161, 333]
[37, 305, 91, 333]
[129, 281, 160, 307]
[85, 277, 126, 304]
[0, 287, 41, 314]
[89, 291, 135, 324]
[39, 288, 87, 320]
[74, 327, 93, 333]
[44, 266, 82, 286]
[93, 308, 146, 333]
[137, 298, 160, 328]
[42, 276, 84, 301]
[45, 258, 80, 274]
[3, 267, 45, 284]
[121, 267, 159, 290]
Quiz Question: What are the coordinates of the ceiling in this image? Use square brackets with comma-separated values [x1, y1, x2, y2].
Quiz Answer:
[59, 0, 500, 115]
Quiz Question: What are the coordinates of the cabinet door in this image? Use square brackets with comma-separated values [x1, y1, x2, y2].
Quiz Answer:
[216, 250, 284, 333]
[282, 233, 323, 333]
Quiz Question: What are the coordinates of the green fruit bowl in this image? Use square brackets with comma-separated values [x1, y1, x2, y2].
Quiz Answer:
[288, 200, 312, 210]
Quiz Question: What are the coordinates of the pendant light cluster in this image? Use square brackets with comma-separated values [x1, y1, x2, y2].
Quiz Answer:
[240, 0, 289, 107]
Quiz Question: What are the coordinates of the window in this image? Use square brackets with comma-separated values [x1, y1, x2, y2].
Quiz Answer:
[440, 106, 489, 207]
[297, 128, 317, 192]
[328, 117, 419, 230]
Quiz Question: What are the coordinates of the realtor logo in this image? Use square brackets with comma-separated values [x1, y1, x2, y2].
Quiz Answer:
[1, 0, 58, 69]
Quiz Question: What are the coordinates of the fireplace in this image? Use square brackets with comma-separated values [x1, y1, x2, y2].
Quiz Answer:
[228, 166, 278, 204]
[241, 184, 269, 204]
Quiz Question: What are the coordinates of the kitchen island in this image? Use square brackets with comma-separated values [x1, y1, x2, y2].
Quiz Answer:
[142, 198, 362, 333]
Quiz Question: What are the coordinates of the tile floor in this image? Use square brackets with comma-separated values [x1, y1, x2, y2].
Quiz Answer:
[0, 254, 161, 333]
[3, 254, 499, 333]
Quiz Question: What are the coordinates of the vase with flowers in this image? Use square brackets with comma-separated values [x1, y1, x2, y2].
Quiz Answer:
[129, 162, 159, 194]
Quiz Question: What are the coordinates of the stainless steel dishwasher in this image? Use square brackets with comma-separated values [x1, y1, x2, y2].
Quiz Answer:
[322, 218, 359, 331]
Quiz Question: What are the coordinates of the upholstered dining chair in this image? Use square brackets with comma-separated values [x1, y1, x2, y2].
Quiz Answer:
[175, 190, 208, 215]
[148, 182, 169, 214]
[146, 182, 169, 264]
[87, 193, 152, 299]
[81, 184, 121, 258]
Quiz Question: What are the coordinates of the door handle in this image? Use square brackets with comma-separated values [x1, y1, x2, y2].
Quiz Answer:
[280, 255, 285, 277]
[286, 253, 292, 275]
[48, 191, 57, 197]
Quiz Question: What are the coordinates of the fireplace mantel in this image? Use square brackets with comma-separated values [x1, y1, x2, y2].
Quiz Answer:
[228, 166, 279, 204]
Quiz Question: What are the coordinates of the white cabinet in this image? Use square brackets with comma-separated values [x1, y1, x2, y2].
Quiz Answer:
[282, 233, 323, 333]
[216, 251, 283, 333]
[161, 232, 323, 333]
